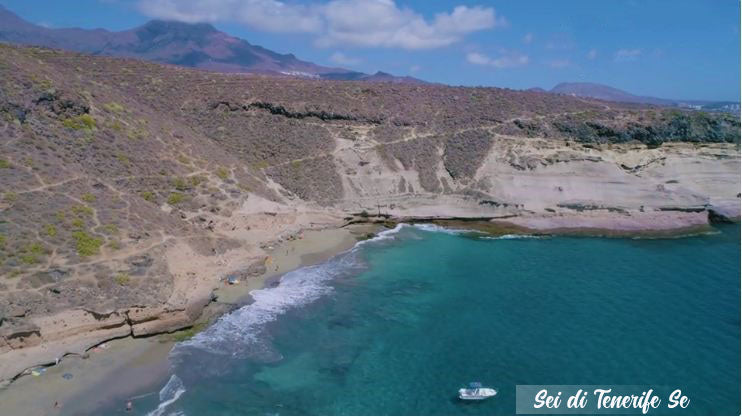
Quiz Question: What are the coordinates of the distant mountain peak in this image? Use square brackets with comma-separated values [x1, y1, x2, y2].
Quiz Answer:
[138, 19, 218, 34]
[0, 3, 36, 30]
[545, 82, 738, 112]
[0, 6, 424, 84]
[551, 82, 638, 99]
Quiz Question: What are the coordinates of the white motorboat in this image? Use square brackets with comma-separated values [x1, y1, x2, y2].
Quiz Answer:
[458, 382, 497, 400]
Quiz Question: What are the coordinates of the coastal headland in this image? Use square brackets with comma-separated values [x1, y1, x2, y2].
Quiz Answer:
[0, 43, 739, 398]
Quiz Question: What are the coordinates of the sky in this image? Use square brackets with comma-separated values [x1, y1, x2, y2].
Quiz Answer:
[2, 0, 740, 101]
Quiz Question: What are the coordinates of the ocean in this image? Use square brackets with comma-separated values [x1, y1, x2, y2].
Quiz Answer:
[108, 223, 740, 415]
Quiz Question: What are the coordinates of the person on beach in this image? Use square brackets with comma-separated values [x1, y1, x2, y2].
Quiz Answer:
[126, 401, 133, 412]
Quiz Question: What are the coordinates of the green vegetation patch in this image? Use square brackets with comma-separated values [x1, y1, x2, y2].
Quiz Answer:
[102, 224, 118, 235]
[44, 224, 57, 237]
[167, 323, 207, 342]
[71, 205, 94, 217]
[62, 114, 96, 130]
[189, 175, 205, 187]
[81, 193, 96, 203]
[0, 159, 10, 169]
[114, 272, 130, 286]
[72, 231, 103, 257]
[216, 167, 229, 180]
[20, 242, 45, 264]
[127, 127, 147, 140]
[103, 102, 125, 114]
[140, 191, 156, 202]
[167, 192, 186, 205]
[173, 177, 189, 191]
[70, 218, 85, 229]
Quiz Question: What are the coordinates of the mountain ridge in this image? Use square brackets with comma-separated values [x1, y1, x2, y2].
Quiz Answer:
[545, 81, 740, 112]
[0, 4, 423, 83]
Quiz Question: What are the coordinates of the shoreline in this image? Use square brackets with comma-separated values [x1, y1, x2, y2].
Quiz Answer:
[352, 208, 734, 239]
[0, 212, 738, 415]
[0, 223, 377, 416]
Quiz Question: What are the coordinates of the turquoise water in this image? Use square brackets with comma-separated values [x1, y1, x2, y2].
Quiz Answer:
[119, 224, 739, 415]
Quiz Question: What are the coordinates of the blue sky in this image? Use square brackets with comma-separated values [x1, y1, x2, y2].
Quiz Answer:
[2, 0, 740, 101]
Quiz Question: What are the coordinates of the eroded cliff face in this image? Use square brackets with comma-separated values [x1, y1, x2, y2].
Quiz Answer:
[0, 44, 739, 382]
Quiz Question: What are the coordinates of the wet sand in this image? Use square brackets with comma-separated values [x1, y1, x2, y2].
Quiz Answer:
[0, 224, 378, 416]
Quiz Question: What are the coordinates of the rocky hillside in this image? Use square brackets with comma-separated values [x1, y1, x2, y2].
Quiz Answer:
[0, 44, 739, 383]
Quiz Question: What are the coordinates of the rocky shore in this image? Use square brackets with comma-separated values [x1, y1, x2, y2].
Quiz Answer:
[0, 224, 370, 414]
[2, 207, 737, 389]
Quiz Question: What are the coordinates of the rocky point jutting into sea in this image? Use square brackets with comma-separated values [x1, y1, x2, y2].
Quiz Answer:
[0, 43, 739, 385]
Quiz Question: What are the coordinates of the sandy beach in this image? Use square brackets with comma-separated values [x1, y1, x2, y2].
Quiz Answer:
[0, 224, 376, 416]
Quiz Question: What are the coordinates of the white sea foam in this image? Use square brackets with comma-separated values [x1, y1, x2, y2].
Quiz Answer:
[172, 222, 478, 362]
[149, 374, 185, 416]
[481, 234, 547, 240]
[354, 222, 406, 246]
[411, 223, 482, 235]
[157, 221, 467, 412]
[171, 244, 373, 363]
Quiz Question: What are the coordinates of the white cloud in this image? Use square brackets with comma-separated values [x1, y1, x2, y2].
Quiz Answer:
[329, 51, 362, 65]
[614, 48, 641, 62]
[138, 0, 504, 50]
[586, 48, 597, 60]
[544, 34, 574, 51]
[316, 1, 502, 49]
[466, 51, 528, 69]
[522, 33, 533, 44]
[139, 0, 323, 33]
[548, 59, 570, 68]
[467, 52, 491, 65]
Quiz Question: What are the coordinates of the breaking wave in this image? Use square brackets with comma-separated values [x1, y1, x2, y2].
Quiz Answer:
[149, 374, 185, 416]
[151, 222, 479, 414]
[482, 234, 547, 239]
[149, 223, 415, 414]
[172, 250, 368, 364]
[356, 223, 406, 245]
[410, 223, 481, 235]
